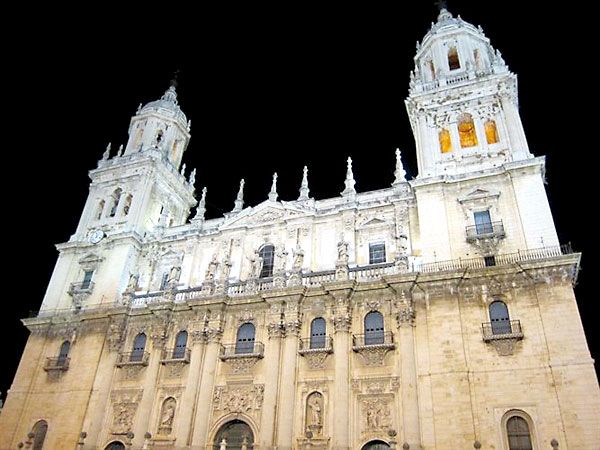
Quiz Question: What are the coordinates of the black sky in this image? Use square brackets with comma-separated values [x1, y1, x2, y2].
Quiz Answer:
[2, 2, 597, 398]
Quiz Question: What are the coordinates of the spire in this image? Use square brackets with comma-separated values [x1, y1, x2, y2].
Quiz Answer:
[435, 0, 453, 22]
[269, 173, 278, 202]
[161, 74, 179, 105]
[102, 142, 111, 161]
[393, 148, 407, 185]
[189, 168, 196, 186]
[298, 166, 310, 201]
[233, 179, 245, 212]
[193, 187, 207, 221]
[341, 157, 356, 199]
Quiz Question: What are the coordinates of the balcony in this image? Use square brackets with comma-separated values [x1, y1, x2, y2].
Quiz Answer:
[68, 281, 95, 295]
[352, 332, 395, 350]
[482, 320, 523, 341]
[43, 356, 70, 372]
[116, 351, 149, 367]
[219, 342, 265, 360]
[160, 347, 191, 364]
[466, 221, 505, 242]
[298, 336, 333, 354]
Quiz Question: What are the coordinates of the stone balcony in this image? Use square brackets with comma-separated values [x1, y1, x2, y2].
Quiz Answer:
[466, 221, 506, 243]
[43, 357, 70, 372]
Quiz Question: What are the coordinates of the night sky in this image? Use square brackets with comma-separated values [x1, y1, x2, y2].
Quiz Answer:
[2, 2, 597, 399]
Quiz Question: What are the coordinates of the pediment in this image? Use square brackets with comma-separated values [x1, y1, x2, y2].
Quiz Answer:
[358, 217, 388, 228]
[78, 253, 103, 265]
[458, 188, 500, 204]
[220, 201, 309, 230]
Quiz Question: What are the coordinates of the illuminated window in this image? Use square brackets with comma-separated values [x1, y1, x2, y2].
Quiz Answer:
[485, 120, 499, 144]
[448, 47, 461, 70]
[458, 113, 478, 148]
[439, 129, 452, 153]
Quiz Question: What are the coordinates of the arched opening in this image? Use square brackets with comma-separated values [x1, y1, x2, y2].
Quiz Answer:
[310, 318, 327, 349]
[158, 397, 177, 435]
[235, 323, 256, 354]
[473, 49, 482, 70]
[448, 47, 461, 70]
[439, 129, 452, 153]
[426, 59, 435, 80]
[258, 244, 275, 278]
[507, 416, 533, 450]
[31, 420, 48, 450]
[108, 188, 122, 218]
[489, 301, 511, 335]
[104, 442, 125, 450]
[96, 200, 105, 220]
[485, 120, 499, 144]
[364, 311, 384, 345]
[173, 330, 188, 359]
[361, 440, 390, 450]
[123, 195, 133, 216]
[214, 419, 254, 449]
[458, 113, 478, 148]
[57, 341, 70, 366]
[130, 333, 147, 362]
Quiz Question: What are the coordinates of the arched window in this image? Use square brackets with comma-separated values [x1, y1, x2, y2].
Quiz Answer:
[364, 311, 384, 345]
[361, 440, 391, 450]
[507, 416, 533, 450]
[439, 129, 452, 153]
[130, 333, 146, 362]
[448, 47, 461, 70]
[458, 113, 478, 148]
[57, 341, 70, 366]
[173, 331, 188, 359]
[489, 301, 511, 335]
[235, 323, 256, 354]
[96, 200, 105, 220]
[259, 244, 275, 278]
[214, 420, 254, 449]
[108, 188, 122, 218]
[485, 120, 499, 144]
[32, 420, 48, 450]
[122, 195, 132, 216]
[104, 442, 125, 450]
[310, 318, 327, 349]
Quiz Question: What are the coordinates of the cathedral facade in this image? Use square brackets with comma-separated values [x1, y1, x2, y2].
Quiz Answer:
[1, 8, 598, 450]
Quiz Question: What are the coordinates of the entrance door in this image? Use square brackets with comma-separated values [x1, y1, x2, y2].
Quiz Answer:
[214, 420, 254, 449]
[361, 440, 391, 450]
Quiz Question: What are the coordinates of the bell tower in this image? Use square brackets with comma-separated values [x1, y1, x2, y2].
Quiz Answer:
[406, 8, 532, 178]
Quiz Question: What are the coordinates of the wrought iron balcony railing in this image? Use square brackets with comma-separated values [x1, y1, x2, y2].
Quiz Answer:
[219, 342, 265, 360]
[116, 351, 150, 367]
[160, 347, 191, 363]
[482, 320, 524, 341]
[466, 221, 506, 241]
[43, 356, 70, 371]
[352, 331, 395, 349]
[298, 336, 333, 353]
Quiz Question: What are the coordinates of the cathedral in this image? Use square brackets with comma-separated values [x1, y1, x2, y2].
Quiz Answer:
[1, 7, 599, 450]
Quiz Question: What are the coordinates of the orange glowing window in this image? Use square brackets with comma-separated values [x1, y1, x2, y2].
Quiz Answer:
[439, 129, 452, 153]
[448, 47, 461, 70]
[485, 120, 499, 144]
[458, 114, 478, 148]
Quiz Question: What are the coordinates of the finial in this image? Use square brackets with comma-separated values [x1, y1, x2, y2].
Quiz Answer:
[193, 187, 207, 221]
[102, 142, 111, 160]
[161, 73, 179, 104]
[189, 168, 196, 186]
[180, 163, 187, 176]
[298, 165, 310, 201]
[435, 1, 453, 21]
[170, 69, 180, 89]
[136, 103, 142, 114]
[269, 172, 278, 202]
[393, 148, 407, 185]
[117, 144, 124, 157]
[341, 156, 356, 198]
[233, 179, 245, 212]
[187, 119, 191, 132]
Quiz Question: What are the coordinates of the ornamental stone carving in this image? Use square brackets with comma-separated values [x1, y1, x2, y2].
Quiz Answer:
[157, 397, 177, 435]
[110, 389, 143, 434]
[213, 384, 264, 414]
[227, 358, 260, 375]
[304, 351, 330, 370]
[306, 392, 324, 436]
[362, 397, 393, 432]
[333, 314, 352, 332]
[357, 347, 391, 366]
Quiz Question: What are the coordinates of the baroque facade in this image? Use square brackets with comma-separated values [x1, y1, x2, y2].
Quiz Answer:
[1, 8, 598, 450]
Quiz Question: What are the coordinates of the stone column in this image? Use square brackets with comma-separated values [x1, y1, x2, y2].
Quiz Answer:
[396, 301, 421, 447]
[332, 307, 352, 450]
[175, 330, 206, 445]
[276, 320, 301, 450]
[191, 326, 223, 449]
[259, 321, 284, 449]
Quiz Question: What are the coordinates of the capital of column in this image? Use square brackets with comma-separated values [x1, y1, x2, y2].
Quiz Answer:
[396, 306, 415, 327]
[205, 327, 223, 344]
[333, 314, 352, 333]
[267, 322, 285, 339]
[285, 320, 302, 336]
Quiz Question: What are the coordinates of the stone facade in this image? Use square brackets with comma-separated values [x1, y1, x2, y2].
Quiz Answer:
[1, 8, 598, 450]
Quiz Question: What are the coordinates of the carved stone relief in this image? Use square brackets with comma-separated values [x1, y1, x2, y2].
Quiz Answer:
[304, 352, 330, 370]
[361, 396, 393, 433]
[213, 384, 264, 416]
[110, 389, 143, 434]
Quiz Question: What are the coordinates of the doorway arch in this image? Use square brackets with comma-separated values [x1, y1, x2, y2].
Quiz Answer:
[104, 442, 125, 450]
[213, 419, 254, 449]
[361, 440, 391, 450]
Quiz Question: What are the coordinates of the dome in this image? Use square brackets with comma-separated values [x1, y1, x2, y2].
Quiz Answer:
[139, 84, 187, 123]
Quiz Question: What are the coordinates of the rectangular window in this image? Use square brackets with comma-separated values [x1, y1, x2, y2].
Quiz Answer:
[474, 210, 492, 235]
[369, 243, 386, 264]
[81, 270, 93, 289]
[160, 273, 169, 290]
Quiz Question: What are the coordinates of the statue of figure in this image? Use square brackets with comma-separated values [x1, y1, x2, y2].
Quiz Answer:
[117, 144, 124, 157]
[180, 163, 186, 176]
[308, 395, 322, 426]
[292, 247, 304, 271]
[126, 273, 139, 292]
[337, 240, 349, 262]
[248, 252, 263, 278]
[219, 438, 227, 450]
[102, 142, 111, 160]
[206, 254, 219, 281]
[168, 266, 181, 285]
[159, 399, 176, 431]
[189, 168, 196, 186]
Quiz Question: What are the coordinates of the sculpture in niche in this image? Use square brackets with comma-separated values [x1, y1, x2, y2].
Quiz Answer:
[158, 397, 176, 434]
[306, 392, 324, 435]
[458, 113, 478, 148]
[167, 266, 181, 286]
[337, 239, 349, 263]
[439, 128, 452, 153]
[126, 273, 139, 292]
[248, 252, 263, 278]
[206, 254, 219, 281]
[485, 120, 499, 144]
[292, 247, 304, 271]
